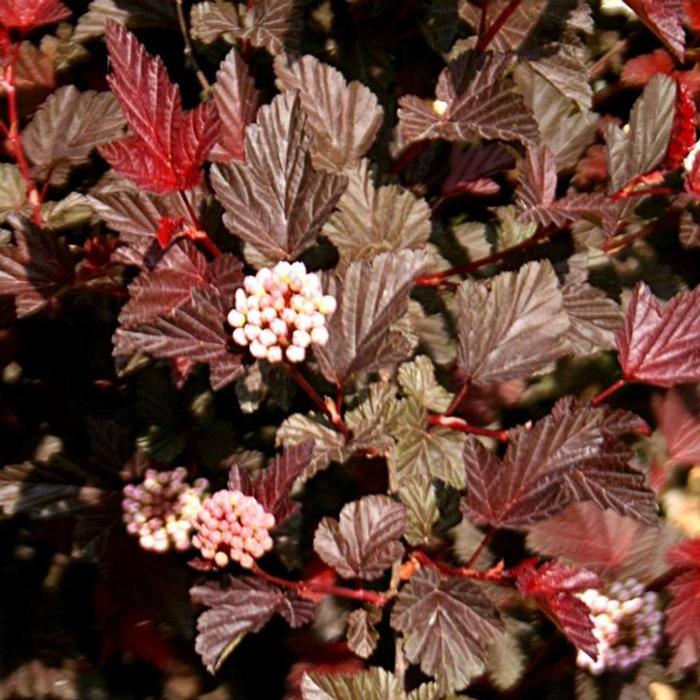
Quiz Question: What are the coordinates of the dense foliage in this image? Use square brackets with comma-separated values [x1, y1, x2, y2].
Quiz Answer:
[2, 0, 700, 697]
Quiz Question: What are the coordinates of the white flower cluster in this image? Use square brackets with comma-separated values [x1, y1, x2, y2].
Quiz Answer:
[192, 490, 275, 569]
[122, 468, 209, 553]
[228, 261, 336, 364]
[577, 579, 663, 675]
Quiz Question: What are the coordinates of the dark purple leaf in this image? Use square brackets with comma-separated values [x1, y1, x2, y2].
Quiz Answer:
[623, 0, 685, 62]
[346, 609, 380, 660]
[313, 495, 406, 580]
[461, 397, 657, 529]
[211, 91, 347, 263]
[665, 540, 700, 669]
[390, 568, 504, 691]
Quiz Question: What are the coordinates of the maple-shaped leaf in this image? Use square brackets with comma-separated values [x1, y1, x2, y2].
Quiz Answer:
[398, 52, 539, 147]
[227, 441, 314, 524]
[114, 288, 243, 390]
[274, 55, 384, 172]
[461, 397, 657, 529]
[301, 667, 403, 700]
[89, 181, 196, 267]
[118, 241, 243, 328]
[397, 355, 453, 414]
[313, 495, 405, 580]
[623, 0, 685, 62]
[605, 75, 676, 194]
[22, 86, 125, 186]
[561, 280, 623, 355]
[516, 146, 615, 228]
[190, 0, 242, 43]
[321, 160, 430, 269]
[346, 609, 380, 660]
[210, 48, 259, 162]
[514, 560, 599, 658]
[314, 249, 426, 386]
[74, 0, 177, 42]
[191, 575, 315, 672]
[616, 282, 700, 387]
[99, 21, 219, 194]
[211, 91, 347, 263]
[665, 539, 700, 669]
[0, 0, 71, 31]
[526, 502, 679, 582]
[390, 568, 504, 691]
[0, 220, 75, 317]
[652, 388, 700, 467]
[455, 260, 570, 387]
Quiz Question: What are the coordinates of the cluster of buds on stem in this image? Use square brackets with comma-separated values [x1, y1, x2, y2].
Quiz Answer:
[192, 490, 275, 569]
[576, 578, 663, 674]
[122, 468, 209, 553]
[227, 261, 336, 364]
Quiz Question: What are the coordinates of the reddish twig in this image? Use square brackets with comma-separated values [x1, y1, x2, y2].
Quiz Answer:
[590, 378, 627, 406]
[600, 223, 658, 254]
[415, 225, 559, 287]
[427, 414, 509, 442]
[412, 551, 512, 584]
[463, 526, 495, 568]
[1, 42, 42, 224]
[475, 0, 522, 53]
[178, 190, 221, 257]
[478, 0, 490, 37]
[252, 564, 389, 606]
[174, 0, 211, 92]
[446, 380, 471, 416]
[285, 362, 352, 440]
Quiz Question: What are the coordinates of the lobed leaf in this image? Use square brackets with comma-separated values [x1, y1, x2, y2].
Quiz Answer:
[274, 55, 384, 172]
[313, 495, 405, 580]
[455, 260, 569, 387]
[191, 575, 315, 672]
[0, 164, 28, 223]
[314, 249, 426, 385]
[397, 475, 440, 546]
[390, 568, 504, 691]
[623, 0, 685, 62]
[617, 282, 700, 387]
[0, 0, 70, 31]
[652, 388, 700, 467]
[211, 91, 347, 263]
[346, 609, 380, 660]
[301, 667, 403, 700]
[461, 397, 657, 529]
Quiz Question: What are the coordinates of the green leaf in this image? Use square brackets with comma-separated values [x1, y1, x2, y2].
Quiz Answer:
[302, 667, 403, 700]
[389, 398, 466, 489]
[398, 355, 452, 413]
[398, 475, 440, 546]
[0, 164, 28, 222]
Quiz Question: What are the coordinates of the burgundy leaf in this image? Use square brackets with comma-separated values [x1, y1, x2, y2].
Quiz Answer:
[623, 0, 685, 62]
[74, 0, 177, 42]
[314, 249, 426, 385]
[652, 387, 700, 467]
[442, 144, 515, 197]
[250, 441, 314, 523]
[461, 397, 657, 529]
[390, 568, 504, 691]
[313, 495, 406, 580]
[210, 48, 259, 163]
[0, 221, 75, 317]
[398, 52, 539, 147]
[346, 609, 380, 660]
[113, 288, 243, 390]
[0, 0, 70, 31]
[514, 560, 600, 658]
[527, 502, 677, 582]
[274, 54, 384, 172]
[617, 282, 700, 387]
[211, 91, 347, 263]
[455, 261, 569, 387]
[191, 575, 315, 672]
[99, 21, 219, 194]
[665, 539, 700, 669]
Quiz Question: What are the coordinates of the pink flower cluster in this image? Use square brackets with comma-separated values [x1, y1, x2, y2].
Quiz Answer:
[577, 578, 663, 674]
[227, 261, 336, 364]
[122, 467, 209, 553]
[192, 490, 275, 569]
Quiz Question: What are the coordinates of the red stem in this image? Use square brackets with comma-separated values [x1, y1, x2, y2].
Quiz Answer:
[428, 414, 509, 442]
[412, 551, 511, 584]
[478, 0, 490, 37]
[600, 223, 657, 253]
[285, 362, 351, 440]
[2, 42, 42, 224]
[463, 527, 495, 568]
[475, 0, 522, 53]
[590, 378, 627, 406]
[415, 225, 559, 287]
[252, 564, 389, 607]
[446, 380, 470, 416]
[179, 190, 221, 257]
